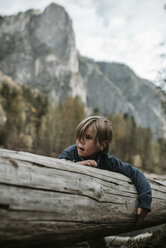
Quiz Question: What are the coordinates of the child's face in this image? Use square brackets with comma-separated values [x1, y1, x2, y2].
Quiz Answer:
[76, 124, 100, 158]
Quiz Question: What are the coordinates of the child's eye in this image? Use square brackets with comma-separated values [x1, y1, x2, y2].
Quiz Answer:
[85, 135, 92, 140]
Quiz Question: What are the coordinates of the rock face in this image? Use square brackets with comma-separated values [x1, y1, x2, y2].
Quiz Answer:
[0, 3, 165, 138]
[79, 56, 135, 116]
[0, 3, 86, 103]
[97, 62, 166, 137]
[79, 57, 166, 137]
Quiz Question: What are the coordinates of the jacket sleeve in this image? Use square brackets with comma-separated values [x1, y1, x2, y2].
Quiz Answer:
[108, 156, 152, 211]
[59, 148, 76, 162]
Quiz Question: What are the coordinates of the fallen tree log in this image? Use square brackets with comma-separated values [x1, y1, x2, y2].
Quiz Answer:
[0, 148, 166, 247]
[105, 223, 166, 247]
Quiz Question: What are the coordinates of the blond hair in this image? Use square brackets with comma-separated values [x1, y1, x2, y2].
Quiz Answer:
[76, 116, 113, 154]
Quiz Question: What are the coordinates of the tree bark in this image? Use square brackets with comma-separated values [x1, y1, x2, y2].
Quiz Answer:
[0, 148, 165, 247]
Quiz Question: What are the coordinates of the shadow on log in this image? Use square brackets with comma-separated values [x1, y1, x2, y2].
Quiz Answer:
[0, 148, 166, 247]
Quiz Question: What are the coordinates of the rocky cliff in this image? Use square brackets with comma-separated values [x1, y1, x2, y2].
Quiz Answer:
[0, 3, 86, 103]
[0, 3, 165, 138]
[97, 62, 166, 137]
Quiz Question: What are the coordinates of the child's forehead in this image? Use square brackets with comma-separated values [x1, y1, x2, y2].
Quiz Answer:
[85, 124, 95, 132]
[83, 124, 97, 136]
[76, 121, 97, 139]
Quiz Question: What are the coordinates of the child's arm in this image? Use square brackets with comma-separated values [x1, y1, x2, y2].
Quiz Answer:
[107, 155, 152, 225]
[79, 159, 149, 224]
[58, 146, 76, 161]
[108, 155, 152, 210]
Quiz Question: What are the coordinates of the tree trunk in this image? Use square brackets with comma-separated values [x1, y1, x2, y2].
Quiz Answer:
[0, 148, 165, 247]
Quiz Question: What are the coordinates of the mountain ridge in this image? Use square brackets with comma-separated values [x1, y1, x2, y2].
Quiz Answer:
[0, 3, 165, 138]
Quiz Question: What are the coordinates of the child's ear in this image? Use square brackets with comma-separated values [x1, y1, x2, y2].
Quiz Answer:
[101, 140, 108, 151]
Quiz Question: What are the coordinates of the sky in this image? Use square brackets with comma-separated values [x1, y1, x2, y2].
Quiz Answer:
[0, 0, 166, 84]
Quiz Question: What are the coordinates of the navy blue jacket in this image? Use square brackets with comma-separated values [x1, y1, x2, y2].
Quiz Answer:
[59, 144, 152, 211]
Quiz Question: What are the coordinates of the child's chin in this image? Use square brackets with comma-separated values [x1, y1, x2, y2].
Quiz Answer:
[78, 151, 85, 156]
[78, 151, 87, 157]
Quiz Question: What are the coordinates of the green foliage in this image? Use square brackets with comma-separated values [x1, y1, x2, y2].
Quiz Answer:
[107, 112, 166, 174]
[0, 80, 49, 150]
[0, 79, 165, 174]
[37, 96, 86, 156]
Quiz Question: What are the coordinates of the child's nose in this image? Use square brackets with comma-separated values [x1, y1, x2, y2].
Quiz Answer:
[80, 138, 85, 144]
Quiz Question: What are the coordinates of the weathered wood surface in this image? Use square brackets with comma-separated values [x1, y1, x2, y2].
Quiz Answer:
[0, 148, 166, 247]
[106, 223, 166, 246]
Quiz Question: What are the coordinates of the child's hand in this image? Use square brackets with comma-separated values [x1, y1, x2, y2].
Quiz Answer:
[136, 207, 149, 226]
[77, 160, 97, 167]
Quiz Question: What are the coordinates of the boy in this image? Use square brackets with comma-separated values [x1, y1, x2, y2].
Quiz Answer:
[59, 116, 152, 247]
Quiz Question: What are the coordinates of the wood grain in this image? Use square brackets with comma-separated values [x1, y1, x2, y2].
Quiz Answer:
[0, 148, 165, 247]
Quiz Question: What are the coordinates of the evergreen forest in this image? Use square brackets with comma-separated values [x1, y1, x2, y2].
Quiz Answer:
[0, 79, 165, 175]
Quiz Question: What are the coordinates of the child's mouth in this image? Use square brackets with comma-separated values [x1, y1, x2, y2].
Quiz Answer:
[78, 146, 84, 151]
